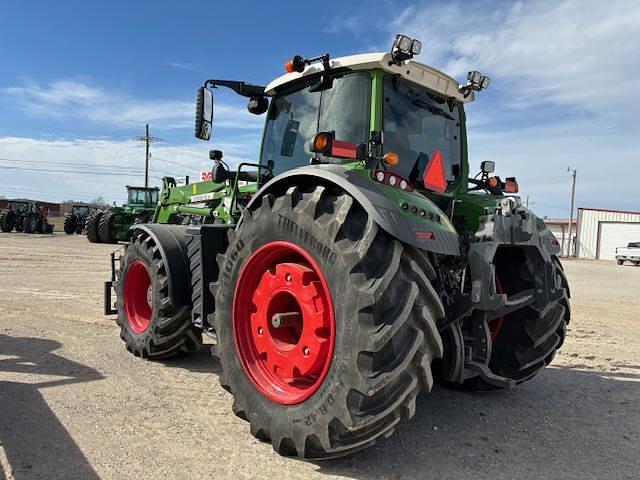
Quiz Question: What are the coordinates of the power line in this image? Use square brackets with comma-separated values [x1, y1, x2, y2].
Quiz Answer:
[0, 157, 145, 172]
[0, 121, 133, 140]
[1, 165, 140, 176]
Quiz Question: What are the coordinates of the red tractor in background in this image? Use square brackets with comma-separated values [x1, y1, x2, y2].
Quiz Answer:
[0, 200, 54, 234]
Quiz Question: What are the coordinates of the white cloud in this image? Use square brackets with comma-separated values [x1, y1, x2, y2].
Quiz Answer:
[1, 80, 263, 130]
[0, 135, 260, 204]
[392, 0, 640, 116]
[323, 0, 640, 216]
[167, 62, 199, 71]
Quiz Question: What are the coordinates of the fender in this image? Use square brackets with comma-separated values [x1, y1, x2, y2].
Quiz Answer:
[132, 224, 192, 305]
[246, 164, 460, 255]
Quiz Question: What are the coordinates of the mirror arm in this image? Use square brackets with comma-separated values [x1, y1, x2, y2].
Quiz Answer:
[204, 79, 266, 98]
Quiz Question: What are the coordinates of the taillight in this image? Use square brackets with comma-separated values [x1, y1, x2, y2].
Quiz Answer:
[371, 170, 413, 191]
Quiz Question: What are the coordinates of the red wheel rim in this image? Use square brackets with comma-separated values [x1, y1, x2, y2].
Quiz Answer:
[124, 260, 152, 334]
[489, 275, 505, 341]
[233, 241, 335, 405]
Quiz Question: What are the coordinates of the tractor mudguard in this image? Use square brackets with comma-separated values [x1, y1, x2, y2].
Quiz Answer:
[130, 224, 192, 306]
[467, 197, 564, 313]
[246, 164, 460, 255]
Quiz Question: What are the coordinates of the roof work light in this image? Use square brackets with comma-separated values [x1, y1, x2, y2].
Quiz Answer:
[459, 70, 491, 98]
[390, 34, 422, 66]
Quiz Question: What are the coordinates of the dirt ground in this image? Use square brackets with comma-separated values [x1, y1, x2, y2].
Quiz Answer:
[0, 233, 638, 480]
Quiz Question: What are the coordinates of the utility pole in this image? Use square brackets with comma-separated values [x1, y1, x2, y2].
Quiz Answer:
[133, 124, 162, 187]
[567, 167, 577, 257]
[526, 195, 530, 208]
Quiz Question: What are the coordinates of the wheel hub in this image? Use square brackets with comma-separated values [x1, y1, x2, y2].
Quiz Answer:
[123, 260, 152, 334]
[233, 241, 335, 405]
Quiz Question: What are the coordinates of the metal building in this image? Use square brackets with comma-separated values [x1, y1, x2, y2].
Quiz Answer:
[544, 219, 570, 256]
[575, 208, 640, 260]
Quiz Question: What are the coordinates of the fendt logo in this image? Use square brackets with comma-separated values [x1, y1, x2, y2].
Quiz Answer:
[200, 171, 212, 181]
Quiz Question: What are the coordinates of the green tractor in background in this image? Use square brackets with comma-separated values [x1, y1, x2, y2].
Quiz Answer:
[108, 35, 570, 459]
[63, 204, 96, 234]
[85, 186, 158, 243]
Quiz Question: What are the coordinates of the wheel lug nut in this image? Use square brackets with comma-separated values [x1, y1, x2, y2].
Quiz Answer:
[257, 327, 263, 335]
[285, 273, 292, 282]
[303, 346, 310, 357]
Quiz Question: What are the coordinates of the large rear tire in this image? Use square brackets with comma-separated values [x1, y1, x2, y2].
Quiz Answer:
[64, 214, 77, 234]
[99, 212, 118, 244]
[463, 255, 570, 390]
[115, 230, 201, 358]
[0, 212, 14, 232]
[213, 185, 444, 459]
[86, 212, 102, 243]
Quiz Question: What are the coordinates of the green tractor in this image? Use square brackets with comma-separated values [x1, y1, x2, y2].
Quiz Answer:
[85, 186, 158, 243]
[107, 35, 570, 459]
[63, 204, 96, 234]
[1, 200, 53, 233]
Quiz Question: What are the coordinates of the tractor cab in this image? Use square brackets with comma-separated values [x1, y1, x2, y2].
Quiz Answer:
[8, 200, 29, 214]
[126, 186, 159, 208]
[193, 34, 495, 223]
[72, 205, 91, 217]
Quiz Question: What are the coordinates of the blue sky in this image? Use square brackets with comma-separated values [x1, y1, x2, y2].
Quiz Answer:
[1, 0, 639, 217]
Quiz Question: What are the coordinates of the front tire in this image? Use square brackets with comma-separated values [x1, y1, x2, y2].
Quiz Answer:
[213, 185, 444, 459]
[24, 215, 37, 234]
[64, 214, 77, 234]
[115, 231, 201, 358]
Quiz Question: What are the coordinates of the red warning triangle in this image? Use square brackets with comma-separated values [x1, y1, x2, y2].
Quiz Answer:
[423, 150, 447, 193]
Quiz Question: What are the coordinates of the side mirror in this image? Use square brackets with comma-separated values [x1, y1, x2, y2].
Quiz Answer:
[195, 86, 214, 140]
[481, 161, 495, 174]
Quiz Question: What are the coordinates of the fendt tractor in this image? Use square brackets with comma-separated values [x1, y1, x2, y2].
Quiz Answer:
[63, 204, 95, 234]
[107, 35, 570, 459]
[85, 186, 159, 243]
[0, 200, 54, 233]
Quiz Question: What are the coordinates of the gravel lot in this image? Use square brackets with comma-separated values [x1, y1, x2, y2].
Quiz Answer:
[1, 233, 638, 480]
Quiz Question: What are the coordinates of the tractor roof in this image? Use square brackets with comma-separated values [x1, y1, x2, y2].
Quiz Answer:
[265, 52, 473, 103]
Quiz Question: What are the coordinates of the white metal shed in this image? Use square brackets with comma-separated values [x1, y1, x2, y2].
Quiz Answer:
[575, 208, 640, 259]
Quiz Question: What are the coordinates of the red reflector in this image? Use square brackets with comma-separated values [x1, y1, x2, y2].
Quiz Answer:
[331, 139, 357, 159]
[416, 231, 434, 240]
[423, 150, 447, 193]
[504, 179, 519, 193]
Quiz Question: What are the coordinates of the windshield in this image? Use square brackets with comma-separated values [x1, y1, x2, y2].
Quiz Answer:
[73, 206, 89, 215]
[383, 76, 462, 190]
[10, 202, 28, 213]
[128, 189, 158, 205]
[261, 72, 371, 175]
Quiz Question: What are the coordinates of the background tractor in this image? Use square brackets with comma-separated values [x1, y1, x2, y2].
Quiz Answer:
[0, 200, 53, 233]
[107, 35, 570, 459]
[64, 204, 95, 234]
[85, 186, 158, 243]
